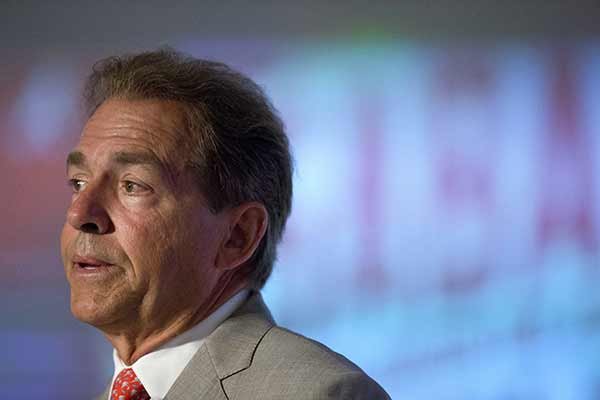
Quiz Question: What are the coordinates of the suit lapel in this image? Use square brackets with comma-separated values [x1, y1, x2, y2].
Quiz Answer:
[164, 291, 274, 399]
[163, 344, 227, 400]
[205, 292, 274, 379]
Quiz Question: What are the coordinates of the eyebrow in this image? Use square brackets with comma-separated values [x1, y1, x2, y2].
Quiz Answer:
[66, 151, 87, 170]
[66, 150, 165, 171]
[112, 151, 163, 169]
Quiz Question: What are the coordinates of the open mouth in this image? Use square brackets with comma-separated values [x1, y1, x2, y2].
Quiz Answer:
[72, 255, 115, 272]
[76, 262, 111, 270]
[72, 261, 116, 277]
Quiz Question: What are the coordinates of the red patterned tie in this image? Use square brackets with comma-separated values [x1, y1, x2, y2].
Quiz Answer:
[111, 368, 151, 400]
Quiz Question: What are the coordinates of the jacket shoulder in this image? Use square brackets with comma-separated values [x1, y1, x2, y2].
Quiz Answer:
[223, 325, 391, 399]
[261, 326, 364, 372]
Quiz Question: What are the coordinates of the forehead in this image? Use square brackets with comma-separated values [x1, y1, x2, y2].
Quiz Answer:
[76, 98, 188, 166]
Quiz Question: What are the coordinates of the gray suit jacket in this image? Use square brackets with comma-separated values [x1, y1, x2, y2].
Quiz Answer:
[96, 292, 390, 399]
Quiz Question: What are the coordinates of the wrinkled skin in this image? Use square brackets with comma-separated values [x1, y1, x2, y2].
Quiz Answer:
[61, 98, 254, 364]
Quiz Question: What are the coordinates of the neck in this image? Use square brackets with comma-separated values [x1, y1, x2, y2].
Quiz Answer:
[104, 276, 249, 365]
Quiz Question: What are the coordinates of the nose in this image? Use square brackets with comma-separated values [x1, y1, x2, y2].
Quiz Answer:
[66, 184, 114, 234]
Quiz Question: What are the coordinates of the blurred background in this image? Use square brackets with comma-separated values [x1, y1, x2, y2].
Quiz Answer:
[2, 1, 600, 398]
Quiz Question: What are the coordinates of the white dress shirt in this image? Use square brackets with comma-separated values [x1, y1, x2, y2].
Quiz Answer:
[108, 289, 250, 400]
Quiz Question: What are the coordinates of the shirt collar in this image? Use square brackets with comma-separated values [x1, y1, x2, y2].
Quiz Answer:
[111, 289, 250, 400]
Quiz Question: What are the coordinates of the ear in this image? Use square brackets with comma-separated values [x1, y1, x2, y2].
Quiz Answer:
[216, 202, 268, 271]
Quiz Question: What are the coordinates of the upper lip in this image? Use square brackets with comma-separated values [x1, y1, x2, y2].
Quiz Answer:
[72, 255, 114, 266]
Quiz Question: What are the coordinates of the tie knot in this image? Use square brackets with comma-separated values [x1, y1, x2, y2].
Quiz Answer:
[111, 368, 150, 400]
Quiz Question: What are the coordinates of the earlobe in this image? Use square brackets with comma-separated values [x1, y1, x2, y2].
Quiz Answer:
[216, 202, 268, 271]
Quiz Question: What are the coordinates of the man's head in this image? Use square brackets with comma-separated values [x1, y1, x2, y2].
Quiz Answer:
[60, 49, 292, 336]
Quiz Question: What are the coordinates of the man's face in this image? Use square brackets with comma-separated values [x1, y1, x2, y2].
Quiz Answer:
[61, 98, 228, 332]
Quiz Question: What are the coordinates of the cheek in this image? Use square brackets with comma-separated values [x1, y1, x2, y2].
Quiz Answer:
[117, 210, 177, 280]
[60, 224, 75, 265]
[112, 197, 222, 288]
[174, 213, 225, 281]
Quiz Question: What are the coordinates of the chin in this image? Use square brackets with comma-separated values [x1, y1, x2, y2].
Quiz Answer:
[71, 300, 102, 325]
[70, 294, 116, 328]
[70, 288, 141, 332]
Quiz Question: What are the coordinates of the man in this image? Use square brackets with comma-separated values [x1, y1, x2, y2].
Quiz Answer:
[61, 49, 390, 400]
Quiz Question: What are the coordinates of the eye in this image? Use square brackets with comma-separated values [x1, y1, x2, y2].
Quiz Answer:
[68, 178, 87, 193]
[121, 180, 150, 195]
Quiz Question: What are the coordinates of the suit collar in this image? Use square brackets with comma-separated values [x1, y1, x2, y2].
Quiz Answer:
[164, 345, 228, 400]
[96, 291, 274, 400]
[164, 290, 274, 400]
[204, 290, 275, 379]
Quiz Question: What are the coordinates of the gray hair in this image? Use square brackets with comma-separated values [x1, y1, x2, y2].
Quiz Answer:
[84, 48, 293, 289]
